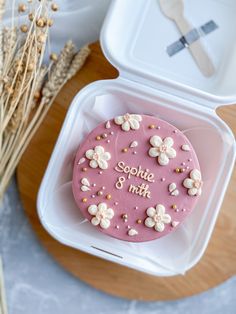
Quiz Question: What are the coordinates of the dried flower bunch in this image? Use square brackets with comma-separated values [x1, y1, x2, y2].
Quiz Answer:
[0, 0, 90, 200]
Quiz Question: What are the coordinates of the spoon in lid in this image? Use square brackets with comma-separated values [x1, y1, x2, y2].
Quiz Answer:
[159, 0, 215, 77]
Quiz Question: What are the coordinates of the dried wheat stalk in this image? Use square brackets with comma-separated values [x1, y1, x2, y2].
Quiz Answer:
[0, 257, 7, 314]
[0, 0, 90, 200]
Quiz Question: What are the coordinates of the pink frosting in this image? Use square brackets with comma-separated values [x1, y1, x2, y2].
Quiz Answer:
[72, 114, 201, 242]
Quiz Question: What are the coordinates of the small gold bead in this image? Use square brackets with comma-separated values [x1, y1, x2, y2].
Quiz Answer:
[97, 191, 103, 196]
[28, 13, 34, 21]
[122, 148, 128, 153]
[106, 194, 112, 200]
[20, 24, 28, 33]
[137, 219, 142, 224]
[82, 198, 87, 203]
[149, 124, 155, 129]
[172, 204, 177, 209]
[175, 168, 180, 173]
[122, 214, 128, 219]
[36, 18, 45, 28]
[50, 53, 58, 62]
[96, 135, 101, 141]
[18, 4, 27, 12]
[51, 3, 59, 11]
[47, 18, 54, 27]
[82, 167, 87, 172]
[180, 168, 185, 173]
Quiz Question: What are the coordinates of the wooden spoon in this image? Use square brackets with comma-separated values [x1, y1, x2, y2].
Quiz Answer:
[159, 0, 215, 77]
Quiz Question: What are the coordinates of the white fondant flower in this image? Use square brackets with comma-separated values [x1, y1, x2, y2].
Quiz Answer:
[183, 169, 203, 196]
[145, 204, 171, 232]
[148, 135, 176, 166]
[85, 146, 111, 169]
[114, 113, 142, 131]
[88, 203, 114, 229]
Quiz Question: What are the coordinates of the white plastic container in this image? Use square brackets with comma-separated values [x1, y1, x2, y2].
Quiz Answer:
[37, 0, 236, 276]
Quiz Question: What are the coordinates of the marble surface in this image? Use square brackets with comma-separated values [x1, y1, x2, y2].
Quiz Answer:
[0, 181, 236, 314]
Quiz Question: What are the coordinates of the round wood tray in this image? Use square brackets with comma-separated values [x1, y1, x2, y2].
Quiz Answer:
[17, 42, 236, 301]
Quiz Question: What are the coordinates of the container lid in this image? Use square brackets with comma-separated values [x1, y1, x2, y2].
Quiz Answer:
[101, 0, 236, 109]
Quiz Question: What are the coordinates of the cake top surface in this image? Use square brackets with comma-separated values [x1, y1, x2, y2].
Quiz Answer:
[72, 113, 202, 242]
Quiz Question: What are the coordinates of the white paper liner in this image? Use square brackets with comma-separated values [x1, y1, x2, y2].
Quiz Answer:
[40, 93, 231, 276]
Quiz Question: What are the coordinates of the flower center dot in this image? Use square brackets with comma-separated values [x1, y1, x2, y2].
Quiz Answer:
[97, 212, 104, 219]
[154, 215, 161, 223]
[159, 145, 167, 153]
[93, 153, 99, 160]
[194, 180, 202, 189]
[124, 113, 130, 121]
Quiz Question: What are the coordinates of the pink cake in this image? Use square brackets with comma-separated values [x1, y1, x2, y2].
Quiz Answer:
[72, 113, 202, 242]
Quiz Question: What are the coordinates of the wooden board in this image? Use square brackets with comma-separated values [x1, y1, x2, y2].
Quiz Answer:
[17, 42, 236, 301]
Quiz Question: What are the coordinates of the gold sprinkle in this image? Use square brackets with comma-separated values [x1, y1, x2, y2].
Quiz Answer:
[106, 194, 112, 200]
[97, 191, 103, 196]
[149, 124, 155, 129]
[122, 214, 128, 219]
[51, 3, 59, 11]
[122, 148, 128, 153]
[180, 168, 185, 173]
[20, 24, 28, 33]
[102, 133, 108, 139]
[82, 167, 87, 172]
[172, 204, 177, 209]
[82, 198, 87, 203]
[137, 219, 142, 224]
[96, 135, 101, 141]
[175, 168, 180, 173]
